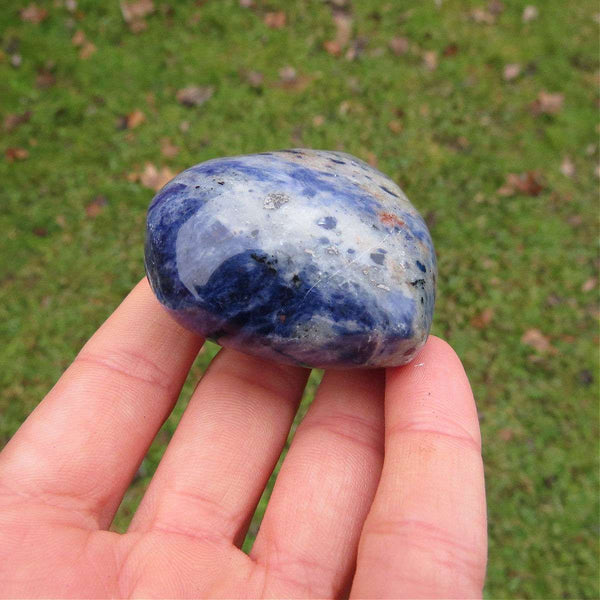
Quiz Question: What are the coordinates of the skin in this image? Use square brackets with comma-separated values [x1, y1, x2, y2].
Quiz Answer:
[0, 279, 487, 599]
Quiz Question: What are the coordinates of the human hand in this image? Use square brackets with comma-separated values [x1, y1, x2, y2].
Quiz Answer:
[0, 279, 487, 599]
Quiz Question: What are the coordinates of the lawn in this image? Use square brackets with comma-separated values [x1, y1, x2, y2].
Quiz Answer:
[1, 0, 598, 597]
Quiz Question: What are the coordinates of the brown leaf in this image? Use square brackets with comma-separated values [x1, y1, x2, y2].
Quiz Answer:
[176, 85, 214, 107]
[5, 147, 29, 162]
[32, 226, 48, 237]
[239, 0, 254, 6]
[122, 0, 154, 19]
[160, 137, 179, 158]
[389, 36, 409, 56]
[503, 63, 521, 81]
[264, 11, 286, 29]
[560, 156, 575, 177]
[140, 163, 176, 191]
[497, 171, 543, 197]
[328, 10, 353, 50]
[3, 111, 32, 132]
[244, 70, 264, 88]
[443, 43, 458, 57]
[582, 277, 597, 292]
[126, 108, 145, 129]
[522, 5, 539, 22]
[20, 4, 48, 24]
[423, 50, 438, 71]
[471, 7, 496, 24]
[488, 0, 505, 14]
[71, 29, 86, 46]
[498, 428, 513, 441]
[79, 42, 97, 59]
[387, 119, 403, 134]
[85, 195, 107, 218]
[471, 307, 494, 329]
[312, 115, 325, 127]
[521, 328, 557, 354]
[324, 40, 342, 56]
[278, 66, 297, 83]
[365, 151, 378, 167]
[36, 69, 56, 88]
[531, 91, 564, 115]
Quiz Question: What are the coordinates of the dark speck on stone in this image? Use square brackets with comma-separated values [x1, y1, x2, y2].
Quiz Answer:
[416, 260, 427, 273]
[370, 252, 385, 265]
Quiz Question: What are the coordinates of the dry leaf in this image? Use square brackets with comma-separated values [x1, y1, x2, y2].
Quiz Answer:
[71, 29, 86, 46]
[264, 11, 286, 29]
[140, 163, 176, 191]
[387, 119, 402, 134]
[443, 43, 458, 57]
[244, 70, 264, 88]
[323, 10, 353, 56]
[471, 307, 494, 329]
[503, 63, 521, 81]
[176, 85, 214, 107]
[36, 69, 56, 88]
[497, 171, 543, 197]
[389, 36, 409, 56]
[278, 65, 297, 83]
[3, 111, 32, 132]
[5, 147, 29, 162]
[79, 42, 97, 59]
[582, 278, 597, 292]
[560, 156, 575, 177]
[531, 91, 564, 115]
[239, 0, 254, 6]
[521, 328, 556, 354]
[324, 40, 342, 56]
[365, 151, 378, 167]
[160, 137, 179, 158]
[121, 0, 154, 19]
[20, 4, 48, 24]
[126, 109, 145, 129]
[471, 7, 496, 24]
[488, 0, 505, 15]
[498, 428, 513, 441]
[423, 50, 438, 71]
[85, 195, 107, 218]
[312, 115, 325, 127]
[522, 5, 539, 22]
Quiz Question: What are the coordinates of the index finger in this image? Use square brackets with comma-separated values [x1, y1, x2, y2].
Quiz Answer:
[351, 336, 487, 599]
[0, 278, 203, 529]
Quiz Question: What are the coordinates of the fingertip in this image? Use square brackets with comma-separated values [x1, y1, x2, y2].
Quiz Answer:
[385, 334, 481, 449]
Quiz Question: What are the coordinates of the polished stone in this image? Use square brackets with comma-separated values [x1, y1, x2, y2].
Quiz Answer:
[145, 149, 436, 368]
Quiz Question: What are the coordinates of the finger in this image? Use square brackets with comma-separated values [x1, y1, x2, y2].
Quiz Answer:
[0, 279, 203, 528]
[351, 336, 487, 599]
[251, 369, 385, 599]
[129, 348, 309, 547]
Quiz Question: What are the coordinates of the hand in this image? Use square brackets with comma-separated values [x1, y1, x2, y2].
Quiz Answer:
[0, 279, 487, 599]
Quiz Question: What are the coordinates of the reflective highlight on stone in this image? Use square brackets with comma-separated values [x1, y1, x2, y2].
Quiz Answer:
[145, 149, 436, 368]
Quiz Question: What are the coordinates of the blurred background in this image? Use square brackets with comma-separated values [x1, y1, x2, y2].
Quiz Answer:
[1, 0, 598, 597]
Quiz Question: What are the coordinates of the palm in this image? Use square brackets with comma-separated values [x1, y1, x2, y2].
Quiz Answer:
[0, 280, 486, 599]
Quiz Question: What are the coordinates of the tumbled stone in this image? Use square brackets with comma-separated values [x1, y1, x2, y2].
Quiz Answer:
[145, 149, 436, 368]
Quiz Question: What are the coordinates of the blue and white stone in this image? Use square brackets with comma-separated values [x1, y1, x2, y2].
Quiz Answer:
[145, 149, 436, 368]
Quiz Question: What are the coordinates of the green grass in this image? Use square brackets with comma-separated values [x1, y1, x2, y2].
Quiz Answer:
[1, 0, 598, 597]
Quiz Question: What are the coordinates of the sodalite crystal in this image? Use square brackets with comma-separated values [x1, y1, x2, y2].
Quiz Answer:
[145, 149, 436, 368]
